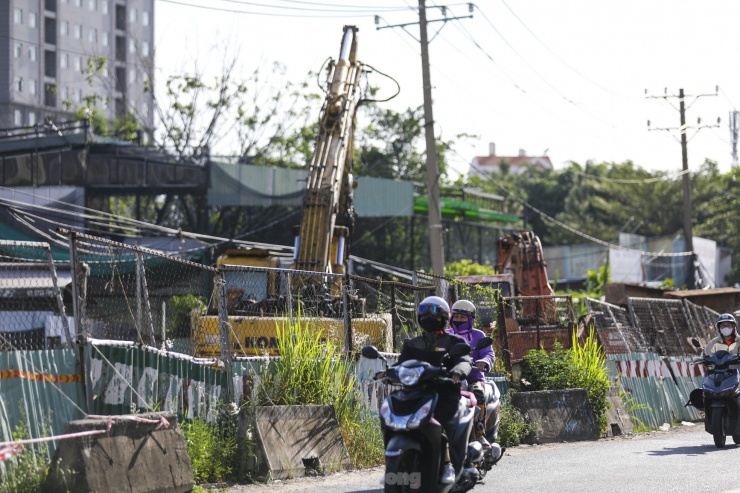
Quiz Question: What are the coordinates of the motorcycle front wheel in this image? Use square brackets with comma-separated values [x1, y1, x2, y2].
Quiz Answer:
[384, 450, 422, 493]
[710, 409, 727, 448]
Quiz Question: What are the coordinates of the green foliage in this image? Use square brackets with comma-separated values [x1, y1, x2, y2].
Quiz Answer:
[444, 259, 497, 278]
[584, 265, 609, 297]
[256, 318, 383, 467]
[0, 422, 49, 493]
[497, 392, 536, 447]
[181, 403, 239, 484]
[519, 327, 610, 432]
[166, 294, 207, 338]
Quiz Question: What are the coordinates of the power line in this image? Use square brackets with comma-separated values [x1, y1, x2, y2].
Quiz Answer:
[156, 0, 393, 16]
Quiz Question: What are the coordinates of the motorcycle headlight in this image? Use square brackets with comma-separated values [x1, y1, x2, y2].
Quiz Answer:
[398, 366, 424, 386]
[407, 399, 434, 429]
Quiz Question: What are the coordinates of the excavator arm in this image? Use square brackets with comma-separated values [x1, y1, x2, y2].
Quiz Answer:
[293, 25, 363, 274]
[496, 231, 554, 297]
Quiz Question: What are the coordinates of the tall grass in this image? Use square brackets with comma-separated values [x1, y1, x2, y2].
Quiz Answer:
[256, 317, 384, 467]
[570, 326, 610, 432]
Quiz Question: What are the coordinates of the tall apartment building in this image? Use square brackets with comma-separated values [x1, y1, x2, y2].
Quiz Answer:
[0, 0, 154, 132]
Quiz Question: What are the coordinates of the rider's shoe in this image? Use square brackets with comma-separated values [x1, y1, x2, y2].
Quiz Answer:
[440, 462, 456, 484]
[478, 435, 492, 450]
[463, 464, 479, 478]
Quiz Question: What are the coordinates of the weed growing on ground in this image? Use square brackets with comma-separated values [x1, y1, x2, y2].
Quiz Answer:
[181, 402, 239, 484]
[0, 421, 49, 493]
[497, 391, 536, 447]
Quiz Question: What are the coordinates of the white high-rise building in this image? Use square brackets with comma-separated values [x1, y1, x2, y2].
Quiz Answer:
[0, 0, 154, 132]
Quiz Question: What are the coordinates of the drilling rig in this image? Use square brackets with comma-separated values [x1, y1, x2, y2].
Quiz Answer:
[192, 26, 392, 356]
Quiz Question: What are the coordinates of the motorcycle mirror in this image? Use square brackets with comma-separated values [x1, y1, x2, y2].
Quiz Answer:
[361, 345, 382, 360]
[448, 342, 472, 359]
[474, 336, 493, 351]
[691, 338, 701, 349]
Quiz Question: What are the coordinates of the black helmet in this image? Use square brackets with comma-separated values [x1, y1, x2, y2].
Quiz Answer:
[417, 296, 450, 333]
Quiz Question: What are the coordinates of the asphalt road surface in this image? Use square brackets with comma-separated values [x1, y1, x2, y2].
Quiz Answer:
[226, 423, 740, 493]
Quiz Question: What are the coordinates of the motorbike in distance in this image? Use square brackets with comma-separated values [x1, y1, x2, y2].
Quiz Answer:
[687, 338, 740, 448]
[362, 336, 502, 493]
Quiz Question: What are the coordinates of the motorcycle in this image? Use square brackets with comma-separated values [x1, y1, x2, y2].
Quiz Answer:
[362, 336, 502, 493]
[463, 376, 502, 480]
[686, 338, 740, 448]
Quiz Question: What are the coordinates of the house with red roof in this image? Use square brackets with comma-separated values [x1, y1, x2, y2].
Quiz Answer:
[470, 143, 553, 178]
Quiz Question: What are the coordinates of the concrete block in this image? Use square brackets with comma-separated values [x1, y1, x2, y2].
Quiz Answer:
[511, 389, 600, 444]
[604, 386, 634, 437]
[252, 405, 350, 480]
[44, 412, 194, 493]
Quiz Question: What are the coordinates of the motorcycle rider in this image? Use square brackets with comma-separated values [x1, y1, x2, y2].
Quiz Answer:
[704, 313, 740, 359]
[389, 295, 473, 484]
[446, 299, 496, 450]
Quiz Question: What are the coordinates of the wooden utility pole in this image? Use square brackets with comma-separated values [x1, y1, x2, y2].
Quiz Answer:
[647, 86, 719, 289]
[376, 2, 473, 276]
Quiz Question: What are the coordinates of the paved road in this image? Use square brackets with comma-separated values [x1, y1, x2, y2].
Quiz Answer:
[225, 423, 740, 493]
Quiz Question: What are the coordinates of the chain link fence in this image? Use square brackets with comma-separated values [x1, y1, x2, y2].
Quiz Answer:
[0, 240, 71, 350]
[66, 231, 216, 355]
[588, 296, 720, 356]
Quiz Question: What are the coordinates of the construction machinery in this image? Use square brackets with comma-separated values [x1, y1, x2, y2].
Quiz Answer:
[192, 26, 392, 356]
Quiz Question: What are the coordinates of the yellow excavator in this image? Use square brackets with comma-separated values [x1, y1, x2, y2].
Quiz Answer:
[192, 26, 391, 356]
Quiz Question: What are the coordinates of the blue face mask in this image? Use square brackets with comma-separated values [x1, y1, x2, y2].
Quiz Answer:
[450, 318, 473, 333]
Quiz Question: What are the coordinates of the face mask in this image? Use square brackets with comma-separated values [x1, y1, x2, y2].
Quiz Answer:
[419, 314, 446, 332]
[721, 327, 735, 337]
[451, 318, 473, 333]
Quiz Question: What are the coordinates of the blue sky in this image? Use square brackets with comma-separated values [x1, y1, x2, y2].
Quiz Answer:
[154, 0, 740, 178]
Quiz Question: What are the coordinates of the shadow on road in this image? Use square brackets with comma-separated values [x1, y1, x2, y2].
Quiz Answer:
[647, 444, 739, 456]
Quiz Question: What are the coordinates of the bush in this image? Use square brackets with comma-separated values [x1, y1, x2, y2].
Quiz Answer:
[0, 422, 49, 493]
[497, 391, 536, 447]
[181, 403, 239, 484]
[519, 327, 610, 432]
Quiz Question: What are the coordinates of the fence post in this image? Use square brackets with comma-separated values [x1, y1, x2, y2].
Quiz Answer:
[45, 243, 72, 347]
[68, 231, 93, 413]
[342, 274, 353, 354]
[215, 269, 234, 402]
[136, 252, 156, 345]
[390, 283, 399, 349]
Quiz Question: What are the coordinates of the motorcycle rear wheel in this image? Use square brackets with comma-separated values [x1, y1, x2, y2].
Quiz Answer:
[384, 450, 422, 493]
[710, 409, 727, 448]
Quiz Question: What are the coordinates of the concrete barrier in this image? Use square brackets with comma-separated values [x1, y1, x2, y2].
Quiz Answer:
[44, 412, 194, 493]
[251, 405, 350, 480]
[511, 389, 600, 444]
[605, 386, 634, 437]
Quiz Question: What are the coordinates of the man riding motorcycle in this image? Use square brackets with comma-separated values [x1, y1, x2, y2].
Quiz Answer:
[704, 313, 740, 363]
[389, 295, 473, 484]
[446, 299, 496, 449]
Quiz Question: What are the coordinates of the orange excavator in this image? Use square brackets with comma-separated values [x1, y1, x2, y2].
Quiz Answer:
[496, 231, 557, 324]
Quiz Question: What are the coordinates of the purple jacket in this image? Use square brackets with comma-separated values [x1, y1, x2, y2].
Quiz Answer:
[446, 325, 495, 384]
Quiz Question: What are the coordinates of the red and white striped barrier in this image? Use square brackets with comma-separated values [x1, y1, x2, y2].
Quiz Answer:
[615, 359, 671, 378]
[669, 360, 705, 378]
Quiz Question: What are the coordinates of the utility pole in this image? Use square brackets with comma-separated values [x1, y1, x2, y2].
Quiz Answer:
[646, 87, 719, 289]
[730, 110, 739, 167]
[376, 2, 473, 276]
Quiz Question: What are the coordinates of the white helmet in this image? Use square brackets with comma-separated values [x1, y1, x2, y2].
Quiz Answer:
[451, 299, 476, 319]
